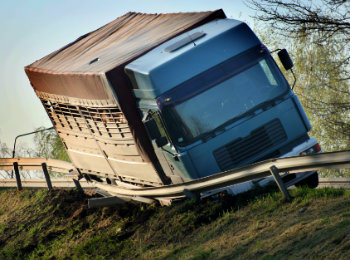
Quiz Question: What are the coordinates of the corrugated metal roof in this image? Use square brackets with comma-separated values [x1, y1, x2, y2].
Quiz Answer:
[26, 10, 226, 73]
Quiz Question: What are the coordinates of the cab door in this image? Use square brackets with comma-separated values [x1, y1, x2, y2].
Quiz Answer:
[143, 111, 186, 184]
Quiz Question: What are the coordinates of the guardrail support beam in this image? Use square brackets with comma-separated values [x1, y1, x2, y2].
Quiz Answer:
[42, 163, 53, 191]
[183, 189, 200, 200]
[88, 196, 127, 208]
[13, 162, 23, 191]
[270, 165, 292, 201]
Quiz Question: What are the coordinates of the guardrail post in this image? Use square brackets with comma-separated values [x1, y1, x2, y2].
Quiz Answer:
[13, 162, 23, 191]
[73, 179, 84, 193]
[41, 163, 53, 191]
[269, 165, 292, 201]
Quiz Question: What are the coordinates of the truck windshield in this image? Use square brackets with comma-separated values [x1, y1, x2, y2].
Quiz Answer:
[158, 49, 289, 146]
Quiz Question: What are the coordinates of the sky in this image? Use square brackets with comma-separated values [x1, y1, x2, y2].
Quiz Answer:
[0, 0, 255, 150]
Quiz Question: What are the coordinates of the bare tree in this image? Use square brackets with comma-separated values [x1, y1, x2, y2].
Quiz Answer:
[34, 127, 70, 162]
[0, 139, 37, 179]
[0, 141, 12, 178]
[248, 0, 350, 79]
[248, 0, 350, 150]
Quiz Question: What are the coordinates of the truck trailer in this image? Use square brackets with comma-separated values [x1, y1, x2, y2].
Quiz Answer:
[25, 10, 320, 196]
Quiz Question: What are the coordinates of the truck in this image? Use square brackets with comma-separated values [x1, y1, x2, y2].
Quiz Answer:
[25, 9, 320, 197]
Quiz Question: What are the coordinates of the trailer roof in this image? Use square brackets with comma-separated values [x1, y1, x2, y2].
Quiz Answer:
[26, 10, 226, 73]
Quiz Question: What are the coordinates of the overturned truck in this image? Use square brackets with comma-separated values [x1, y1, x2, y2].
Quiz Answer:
[25, 10, 320, 197]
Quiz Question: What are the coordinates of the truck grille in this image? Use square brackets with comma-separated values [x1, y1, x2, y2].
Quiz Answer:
[213, 119, 287, 171]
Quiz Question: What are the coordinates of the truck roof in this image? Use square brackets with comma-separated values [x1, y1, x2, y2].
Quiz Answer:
[25, 10, 226, 102]
[125, 19, 261, 98]
[26, 10, 226, 74]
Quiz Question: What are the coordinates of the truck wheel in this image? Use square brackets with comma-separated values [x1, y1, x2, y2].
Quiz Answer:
[295, 172, 319, 189]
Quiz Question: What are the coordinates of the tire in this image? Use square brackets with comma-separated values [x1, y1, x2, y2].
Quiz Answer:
[295, 172, 319, 189]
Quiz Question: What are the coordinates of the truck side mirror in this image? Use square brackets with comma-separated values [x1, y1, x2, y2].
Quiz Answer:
[278, 49, 294, 70]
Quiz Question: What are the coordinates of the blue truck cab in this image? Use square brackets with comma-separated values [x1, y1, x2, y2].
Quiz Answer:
[125, 18, 320, 188]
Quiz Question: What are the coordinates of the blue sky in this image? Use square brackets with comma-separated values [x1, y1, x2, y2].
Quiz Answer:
[0, 0, 254, 149]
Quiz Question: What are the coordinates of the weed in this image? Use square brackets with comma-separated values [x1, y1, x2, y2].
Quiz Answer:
[292, 186, 346, 199]
[0, 187, 348, 260]
[337, 219, 350, 228]
[18, 223, 26, 231]
[255, 239, 265, 249]
[320, 216, 331, 225]
[262, 255, 275, 260]
[0, 223, 7, 234]
[191, 247, 214, 260]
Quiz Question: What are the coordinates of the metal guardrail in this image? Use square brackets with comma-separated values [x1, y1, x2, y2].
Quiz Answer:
[318, 178, 350, 189]
[0, 178, 95, 189]
[1, 178, 348, 190]
[0, 151, 349, 204]
[0, 158, 75, 191]
[93, 150, 350, 198]
[0, 158, 74, 173]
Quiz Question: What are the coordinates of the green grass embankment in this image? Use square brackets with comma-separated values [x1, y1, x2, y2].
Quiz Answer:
[0, 185, 349, 260]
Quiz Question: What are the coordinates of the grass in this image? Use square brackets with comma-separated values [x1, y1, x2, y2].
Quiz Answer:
[0, 186, 349, 260]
